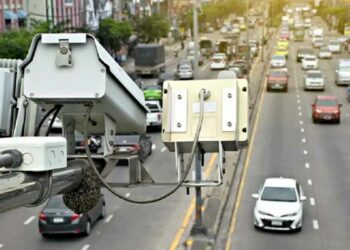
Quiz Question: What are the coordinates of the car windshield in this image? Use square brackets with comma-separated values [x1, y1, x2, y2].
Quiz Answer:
[116, 135, 140, 144]
[330, 42, 339, 46]
[320, 48, 329, 52]
[146, 103, 160, 111]
[316, 99, 337, 107]
[307, 72, 322, 78]
[261, 187, 297, 202]
[270, 71, 286, 77]
[304, 57, 315, 61]
[45, 196, 67, 209]
[179, 65, 192, 70]
[272, 56, 285, 61]
[143, 86, 161, 91]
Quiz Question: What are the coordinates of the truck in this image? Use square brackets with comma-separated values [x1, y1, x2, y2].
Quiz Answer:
[134, 44, 165, 77]
[145, 100, 162, 129]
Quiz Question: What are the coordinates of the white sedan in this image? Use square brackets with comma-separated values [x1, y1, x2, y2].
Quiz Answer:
[270, 55, 287, 68]
[210, 53, 228, 70]
[302, 55, 318, 70]
[318, 46, 332, 59]
[252, 177, 306, 231]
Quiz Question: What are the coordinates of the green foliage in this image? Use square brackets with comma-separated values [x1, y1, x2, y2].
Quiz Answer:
[97, 18, 132, 53]
[136, 14, 170, 43]
[0, 30, 33, 59]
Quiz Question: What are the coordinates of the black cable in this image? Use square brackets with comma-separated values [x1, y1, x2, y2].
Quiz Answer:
[45, 106, 63, 136]
[83, 89, 206, 204]
[34, 106, 59, 136]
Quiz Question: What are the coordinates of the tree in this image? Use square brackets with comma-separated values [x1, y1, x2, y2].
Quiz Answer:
[97, 18, 132, 53]
[0, 30, 33, 59]
[136, 14, 170, 43]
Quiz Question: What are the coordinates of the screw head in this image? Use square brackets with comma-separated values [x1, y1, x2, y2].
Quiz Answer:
[30, 93, 34, 97]
[177, 122, 182, 128]
[25, 69, 30, 73]
[178, 94, 182, 100]
[101, 68, 105, 73]
[95, 93, 100, 98]
[228, 93, 232, 98]
[227, 121, 232, 127]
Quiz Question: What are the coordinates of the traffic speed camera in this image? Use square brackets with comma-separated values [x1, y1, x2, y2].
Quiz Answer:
[162, 79, 248, 153]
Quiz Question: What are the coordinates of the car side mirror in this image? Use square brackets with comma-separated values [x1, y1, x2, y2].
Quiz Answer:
[251, 193, 259, 199]
[300, 196, 307, 201]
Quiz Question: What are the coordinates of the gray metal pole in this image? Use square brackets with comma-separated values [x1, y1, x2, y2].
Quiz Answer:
[193, 0, 199, 79]
[246, 0, 250, 83]
[0, 160, 86, 214]
[190, 146, 207, 235]
[261, 19, 264, 62]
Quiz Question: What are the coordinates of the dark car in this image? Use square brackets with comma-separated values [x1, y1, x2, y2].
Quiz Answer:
[39, 195, 105, 237]
[157, 72, 175, 87]
[114, 134, 152, 162]
[75, 132, 101, 154]
[230, 60, 248, 74]
[266, 69, 289, 91]
[312, 95, 342, 124]
[296, 48, 313, 62]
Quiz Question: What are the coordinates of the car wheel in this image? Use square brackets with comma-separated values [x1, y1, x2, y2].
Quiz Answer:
[83, 220, 91, 236]
[41, 233, 50, 238]
[100, 202, 106, 219]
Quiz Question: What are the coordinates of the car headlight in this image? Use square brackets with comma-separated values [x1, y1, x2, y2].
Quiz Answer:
[258, 210, 273, 216]
[282, 212, 298, 217]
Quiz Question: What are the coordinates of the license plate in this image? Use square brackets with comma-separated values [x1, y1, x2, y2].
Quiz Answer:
[119, 148, 128, 152]
[323, 115, 331, 120]
[271, 220, 283, 226]
[53, 217, 64, 223]
[142, 70, 151, 74]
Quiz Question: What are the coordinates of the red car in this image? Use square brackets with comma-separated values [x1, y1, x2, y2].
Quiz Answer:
[266, 69, 289, 91]
[312, 96, 342, 124]
[279, 32, 289, 40]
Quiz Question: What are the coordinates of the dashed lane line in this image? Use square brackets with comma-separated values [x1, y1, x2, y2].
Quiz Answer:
[302, 138, 306, 143]
[299, 120, 303, 125]
[161, 147, 167, 152]
[298, 112, 303, 116]
[305, 162, 310, 169]
[310, 197, 316, 206]
[308, 179, 313, 185]
[301, 128, 305, 133]
[81, 244, 90, 250]
[313, 220, 319, 230]
[152, 144, 157, 150]
[104, 214, 114, 224]
[0, 244, 3, 248]
[125, 193, 130, 197]
[200, 63, 210, 72]
[24, 216, 36, 225]
[303, 150, 308, 155]
[298, 106, 302, 110]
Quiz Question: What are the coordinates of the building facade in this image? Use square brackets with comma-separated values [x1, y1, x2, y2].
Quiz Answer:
[0, 0, 27, 32]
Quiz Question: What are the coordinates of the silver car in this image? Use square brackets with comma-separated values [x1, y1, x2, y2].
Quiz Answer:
[177, 64, 194, 80]
[303, 70, 326, 90]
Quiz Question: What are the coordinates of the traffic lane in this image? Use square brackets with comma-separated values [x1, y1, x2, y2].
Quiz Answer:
[291, 39, 350, 249]
[230, 68, 321, 250]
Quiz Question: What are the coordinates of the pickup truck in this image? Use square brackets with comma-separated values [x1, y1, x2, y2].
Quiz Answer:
[145, 100, 162, 129]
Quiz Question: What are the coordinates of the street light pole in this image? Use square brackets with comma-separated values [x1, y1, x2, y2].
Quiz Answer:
[246, 0, 250, 83]
[193, 0, 199, 79]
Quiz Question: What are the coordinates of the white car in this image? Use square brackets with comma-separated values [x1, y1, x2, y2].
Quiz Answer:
[328, 40, 342, 54]
[210, 53, 228, 70]
[252, 177, 306, 231]
[302, 55, 318, 70]
[313, 39, 324, 48]
[270, 55, 287, 68]
[303, 70, 326, 90]
[217, 70, 237, 79]
[318, 46, 332, 59]
[220, 26, 228, 34]
[304, 18, 312, 28]
[145, 100, 162, 128]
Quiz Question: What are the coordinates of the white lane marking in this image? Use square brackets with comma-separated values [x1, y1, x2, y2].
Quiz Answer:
[104, 214, 114, 223]
[24, 216, 36, 225]
[303, 150, 308, 155]
[161, 147, 167, 152]
[305, 162, 310, 169]
[308, 179, 313, 185]
[346, 113, 349, 117]
[125, 192, 130, 197]
[298, 106, 302, 110]
[313, 220, 319, 230]
[302, 138, 306, 143]
[200, 63, 210, 72]
[296, 94, 300, 98]
[152, 144, 157, 150]
[82, 245, 90, 250]
[301, 128, 305, 133]
[310, 197, 316, 206]
[299, 112, 303, 116]
[299, 120, 304, 125]
[297, 99, 301, 104]
[0, 244, 3, 248]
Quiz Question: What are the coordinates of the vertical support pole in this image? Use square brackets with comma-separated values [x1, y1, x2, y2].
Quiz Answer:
[261, 19, 264, 62]
[190, 144, 207, 235]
